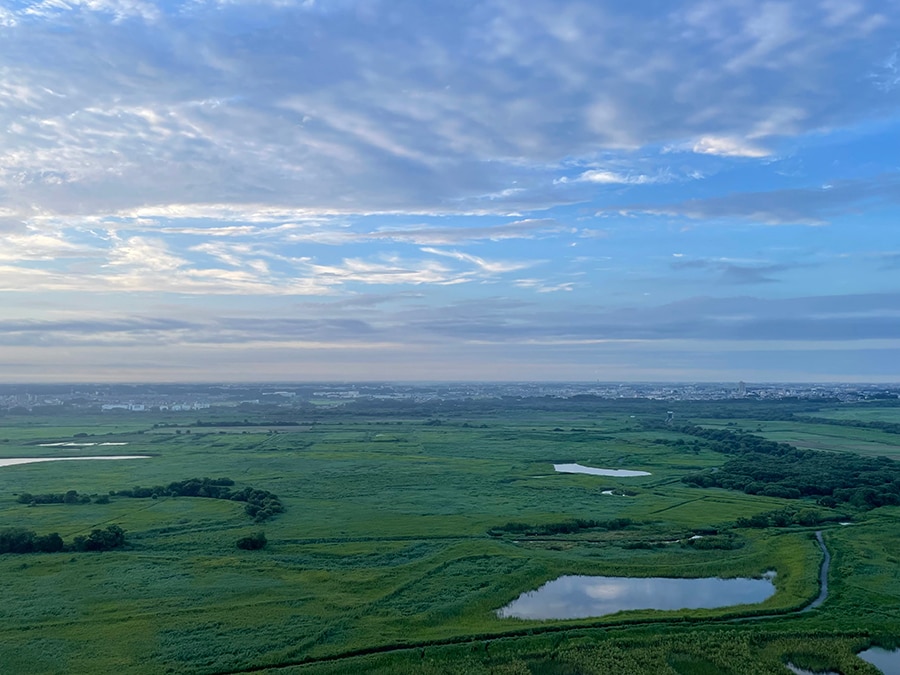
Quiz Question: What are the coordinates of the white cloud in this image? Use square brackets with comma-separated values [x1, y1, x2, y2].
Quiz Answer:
[576, 170, 658, 184]
[20, 0, 160, 22]
[514, 278, 575, 293]
[0, 232, 94, 261]
[304, 256, 463, 287]
[420, 247, 534, 274]
[690, 136, 771, 158]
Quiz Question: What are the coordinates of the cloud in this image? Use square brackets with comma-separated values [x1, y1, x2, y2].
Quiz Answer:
[689, 136, 770, 158]
[606, 173, 900, 225]
[9, 291, 900, 347]
[374, 219, 561, 244]
[870, 46, 900, 91]
[1, 0, 896, 219]
[878, 252, 900, 269]
[282, 218, 564, 246]
[403, 292, 900, 344]
[670, 257, 795, 284]
[514, 279, 575, 293]
[576, 170, 659, 184]
[1, 290, 898, 380]
[419, 247, 535, 274]
[0, 231, 96, 261]
[0, 0, 898, 382]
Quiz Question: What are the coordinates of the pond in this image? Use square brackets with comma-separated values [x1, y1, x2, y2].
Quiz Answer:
[497, 573, 776, 619]
[38, 442, 129, 447]
[553, 463, 651, 477]
[0, 456, 151, 468]
[859, 648, 900, 675]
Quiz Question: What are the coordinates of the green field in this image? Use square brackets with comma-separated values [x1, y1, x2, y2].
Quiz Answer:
[0, 400, 898, 674]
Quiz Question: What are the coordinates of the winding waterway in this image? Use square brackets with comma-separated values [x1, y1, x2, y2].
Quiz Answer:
[801, 531, 830, 612]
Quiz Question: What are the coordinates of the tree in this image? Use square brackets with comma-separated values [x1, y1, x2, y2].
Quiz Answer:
[74, 525, 127, 552]
[34, 532, 64, 553]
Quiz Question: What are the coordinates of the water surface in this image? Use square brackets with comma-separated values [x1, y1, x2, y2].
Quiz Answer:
[859, 648, 900, 675]
[38, 442, 129, 447]
[497, 573, 776, 619]
[785, 665, 838, 675]
[554, 463, 650, 477]
[0, 456, 151, 468]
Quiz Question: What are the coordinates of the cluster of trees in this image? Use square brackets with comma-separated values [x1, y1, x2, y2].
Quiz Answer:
[15, 478, 284, 522]
[677, 426, 900, 509]
[0, 524, 125, 554]
[488, 517, 632, 537]
[734, 507, 846, 529]
[114, 477, 284, 522]
[17, 490, 109, 505]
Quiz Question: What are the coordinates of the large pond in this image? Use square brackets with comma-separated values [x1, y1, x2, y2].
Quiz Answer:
[0, 456, 151, 468]
[553, 463, 651, 478]
[859, 648, 900, 675]
[497, 573, 776, 620]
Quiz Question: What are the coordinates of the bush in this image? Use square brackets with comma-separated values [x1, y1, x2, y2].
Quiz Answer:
[236, 532, 267, 550]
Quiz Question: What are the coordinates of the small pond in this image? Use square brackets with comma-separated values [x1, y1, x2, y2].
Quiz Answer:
[497, 573, 776, 620]
[554, 463, 651, 478]
[0, 456, 151, 468]
[859, 648, 900, 675]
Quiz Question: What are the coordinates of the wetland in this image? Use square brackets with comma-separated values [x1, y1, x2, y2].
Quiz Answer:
[0, 395, 897, 674]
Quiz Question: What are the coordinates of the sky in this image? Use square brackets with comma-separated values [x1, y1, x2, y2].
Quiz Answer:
[1, 0, 899, 383]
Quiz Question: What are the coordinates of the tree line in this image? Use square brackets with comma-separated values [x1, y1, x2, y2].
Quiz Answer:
[17, 477, 285, 522]
[0, 524, 125, 554]
[733, 506, 849, 529]
[114, 477, 284, 522]
[17, 490, 109, 505]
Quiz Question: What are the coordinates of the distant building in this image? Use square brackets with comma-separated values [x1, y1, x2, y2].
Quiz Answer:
[737, 381, 747, 397]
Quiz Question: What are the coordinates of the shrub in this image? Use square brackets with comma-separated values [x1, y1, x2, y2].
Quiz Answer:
[236, 532, 267, 550]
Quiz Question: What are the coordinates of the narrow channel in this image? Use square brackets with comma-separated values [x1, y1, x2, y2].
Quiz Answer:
[801, 530, 830, 612]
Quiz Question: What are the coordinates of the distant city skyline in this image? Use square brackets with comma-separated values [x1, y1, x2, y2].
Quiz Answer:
[1, 1, 899, 382]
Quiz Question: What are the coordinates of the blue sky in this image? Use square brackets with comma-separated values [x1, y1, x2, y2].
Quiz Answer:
[1, 0, 898, 382]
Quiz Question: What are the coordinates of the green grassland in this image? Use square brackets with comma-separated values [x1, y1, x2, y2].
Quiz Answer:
[0, 400, 897, 674]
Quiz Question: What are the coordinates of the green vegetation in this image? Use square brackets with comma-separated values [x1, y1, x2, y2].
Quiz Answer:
[488, 517, 633, 537]
[0, 398, 897, 673]
[113, 477, 285, 522]
[18, 476, 285, 521]
[677, 424, 900, 507]
[0, 524, 125, 553]
[236, 531, 267, 550]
